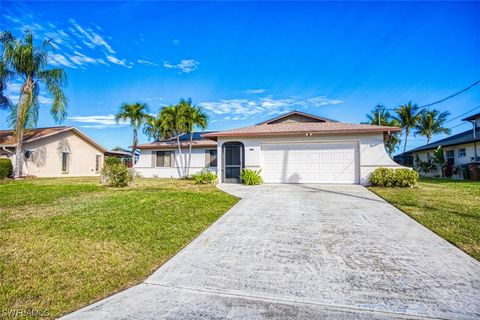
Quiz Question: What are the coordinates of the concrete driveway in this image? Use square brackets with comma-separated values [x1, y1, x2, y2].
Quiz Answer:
[63, 184, 480, 320]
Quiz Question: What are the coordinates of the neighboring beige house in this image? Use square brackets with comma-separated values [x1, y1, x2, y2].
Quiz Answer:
[0, 126, 107, 177]
[136, 111, 403, 185]
[407, 112, 480, 177]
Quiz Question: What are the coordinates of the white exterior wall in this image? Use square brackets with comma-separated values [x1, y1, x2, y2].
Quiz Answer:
[217, 132, 403, 185]
[135, 147, 217, 178]
[7, 130, 104, 177]
[413, 143, 480, 177]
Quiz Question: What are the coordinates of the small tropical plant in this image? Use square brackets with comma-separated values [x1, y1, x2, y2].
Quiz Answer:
[414, 155, 437, 175]
[115, 102, 149, 179]
[0, 158, 13, 179]
[432, 146, 447, 177]
[1, 30, 68, 178]
[369, 167, 418, 187]
[192, 170, 217, 184]
[241, 169, 263, 185]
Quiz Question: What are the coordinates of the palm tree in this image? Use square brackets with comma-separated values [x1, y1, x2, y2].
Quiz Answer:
[415, 109, 451, 144]
[115, 102, 149, 177]
[143, 113, 163, 141]
[394, 102, 421, 152]
[365, 105, 402, 156]
[158, 103, 189, 177]
[181, 98, 208, 176]
[0, 59, 12, 110]
[1, 30, 67, 178]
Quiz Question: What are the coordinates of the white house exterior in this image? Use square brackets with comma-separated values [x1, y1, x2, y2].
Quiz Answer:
[135, 132, 218, 178]
[0, 126, 106, 177]
[408, 112, 480, 177]
[136, 111, 402, 185]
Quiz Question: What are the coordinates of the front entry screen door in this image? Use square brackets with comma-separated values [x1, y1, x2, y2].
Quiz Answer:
[224, 144, 243, 183]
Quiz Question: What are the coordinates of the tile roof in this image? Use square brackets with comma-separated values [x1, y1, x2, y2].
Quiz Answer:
[408, 127, 480, 153]
[137, 139, 217, 149]
[203, 121, 400, 139]
[0, 126, 70, 146]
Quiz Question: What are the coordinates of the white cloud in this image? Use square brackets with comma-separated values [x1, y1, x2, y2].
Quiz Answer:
[163, 59, 199, 73]
[3, 7, 131, 69]
[201, 96, 343, 121]
[172, 39, 180, 45]
[69, 19, 115, 54]
[243, 89, 266, 94]
[48, 53, 77, 68]
[68, 114, 125, 127]
[38, 95, 53, 105]
[137, 59, 160, 67]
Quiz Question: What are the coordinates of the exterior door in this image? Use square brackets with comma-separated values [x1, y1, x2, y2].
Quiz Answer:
[223, 142, 244, 183]
[261, 142, 359, 184]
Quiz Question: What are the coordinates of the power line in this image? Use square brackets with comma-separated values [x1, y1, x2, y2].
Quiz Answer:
[445, 105, 480, 123]
[419, 80, 480, 108]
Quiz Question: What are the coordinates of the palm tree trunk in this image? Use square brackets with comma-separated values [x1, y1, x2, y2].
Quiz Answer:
[14, 126, 24, 178]
[131, 128, 137, 181]
[186, 131, 194, 177]
[403, 129, 409, 153]
[176, 135, 185, 177]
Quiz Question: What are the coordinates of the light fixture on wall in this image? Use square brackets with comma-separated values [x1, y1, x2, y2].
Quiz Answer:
[305, 133, 312, 136]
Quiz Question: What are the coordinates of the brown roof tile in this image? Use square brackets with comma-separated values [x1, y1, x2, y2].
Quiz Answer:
[137, 138, 217, 149]
[0, 126, 70, 146]
[203, 122, 401, 139]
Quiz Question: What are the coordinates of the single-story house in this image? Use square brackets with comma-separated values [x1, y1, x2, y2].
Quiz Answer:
[136, 111, 403, 185]
[406, 112, 480, 177]
[0, 126, 107, 177]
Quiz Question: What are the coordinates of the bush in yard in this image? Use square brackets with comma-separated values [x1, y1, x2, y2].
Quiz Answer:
[104, 156, 121, 167]
[192, 170, 217, 184]
[241, 169, 263, 185]
[369, 167, 418, 187]
[0, 158, 13, 179]
[102, 162, 129, 187]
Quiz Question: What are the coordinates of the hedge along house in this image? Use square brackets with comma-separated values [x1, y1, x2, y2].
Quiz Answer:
[135, 111, 403, 185]
[0, 126, 107, 177]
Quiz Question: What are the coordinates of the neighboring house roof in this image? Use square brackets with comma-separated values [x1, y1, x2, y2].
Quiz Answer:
[462, 112, 480, 122]
[105, 150, 132, 157]
[137, 131, 217, 149]
[203, 111, 400, 139]
[408, 127, 480, 153]
[0, 126, 107, 152]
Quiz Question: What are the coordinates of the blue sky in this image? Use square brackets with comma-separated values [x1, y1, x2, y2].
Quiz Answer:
[1, 1, 479, 153]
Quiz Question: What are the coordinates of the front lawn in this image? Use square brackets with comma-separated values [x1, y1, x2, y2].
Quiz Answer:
[0, 178, 238, 319]
[369, 178, 480, 261]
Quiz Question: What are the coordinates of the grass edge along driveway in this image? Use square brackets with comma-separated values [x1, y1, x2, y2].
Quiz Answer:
[0, 177, 238, 319]
[369, 177, 480, 261]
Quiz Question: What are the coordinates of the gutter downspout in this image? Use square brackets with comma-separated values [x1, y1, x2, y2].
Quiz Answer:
[471, 120, 478, 161]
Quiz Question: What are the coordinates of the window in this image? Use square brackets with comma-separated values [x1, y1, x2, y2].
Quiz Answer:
[95, 155, 102, 172]
[62, 152, 69, 173]
[156, 151, 172, 167]
[209, 150, 217, 167]
[446, 150, 455, 165]
[458, 148, 466, 158]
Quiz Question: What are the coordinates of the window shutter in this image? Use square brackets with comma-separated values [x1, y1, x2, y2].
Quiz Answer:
[205, 150, 210, 168]
[151, 151, 156, 167]
[170, 151, 175, 167]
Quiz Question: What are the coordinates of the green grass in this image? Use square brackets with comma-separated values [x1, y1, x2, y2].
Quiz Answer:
[0, 177, 238, 319]
[369, 177, 480, 261]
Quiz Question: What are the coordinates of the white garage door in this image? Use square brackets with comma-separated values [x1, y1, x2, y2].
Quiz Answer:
[261, 142, 359, 184]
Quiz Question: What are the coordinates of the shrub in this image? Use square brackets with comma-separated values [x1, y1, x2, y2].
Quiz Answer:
[241, 169, 263, 185]
[369, 167, 418, 187]
[104, 156, 121, 167]
[0, 158, 13, 179]
[102, 162, 129, 187]
[192, 170, 217, 184]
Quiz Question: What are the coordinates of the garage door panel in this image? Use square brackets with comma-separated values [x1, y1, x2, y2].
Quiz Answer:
[261, 142, 359, 184]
